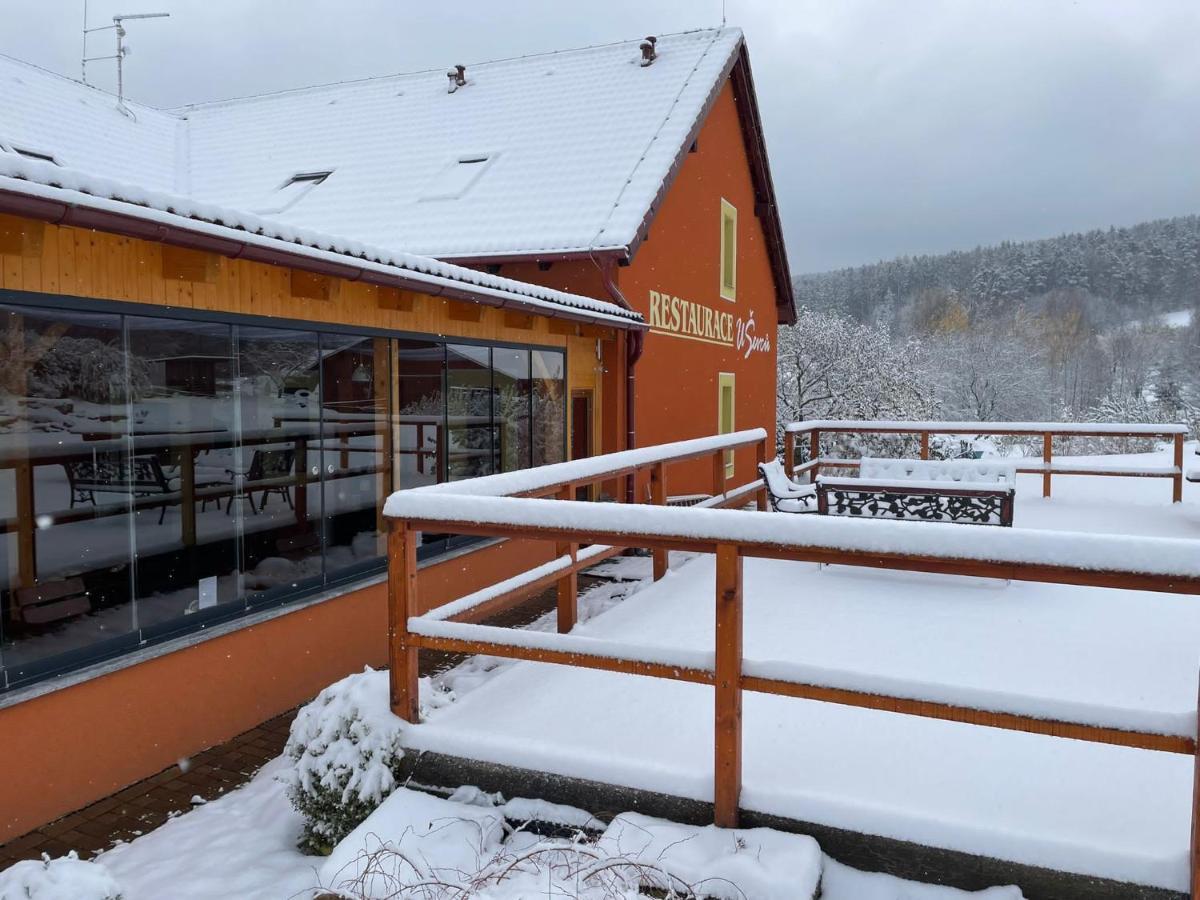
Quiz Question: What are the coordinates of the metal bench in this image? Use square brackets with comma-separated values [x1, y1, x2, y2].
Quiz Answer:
[817, 457, 1016, 526]
[758, 459, 816, 513]
[64, 452, 226, 524]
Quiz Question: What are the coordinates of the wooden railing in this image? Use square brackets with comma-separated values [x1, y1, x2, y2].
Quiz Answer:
[783, 419, 1190, 503]
[384, 432, 1200, 893]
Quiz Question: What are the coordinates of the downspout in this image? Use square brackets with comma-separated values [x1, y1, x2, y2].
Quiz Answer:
[599, 258, 644, 504]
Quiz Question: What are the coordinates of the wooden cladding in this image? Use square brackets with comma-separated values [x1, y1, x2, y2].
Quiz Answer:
[290, 269, 333, 300]
[446, 300, 484, 322]
[503, 310, 535, 330]
[376, 286, 415, 311]
[0, 214, 44, 257]
[161, 245, 218, 283]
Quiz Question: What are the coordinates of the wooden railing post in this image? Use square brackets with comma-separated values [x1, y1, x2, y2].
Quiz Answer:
[15, 459, 36, 588]
[650, 463, 668, 581]
[755, 437, 768, 512]
[783, 430, 795, 480]
[712, 449, 726, 498]
[556, 485, 579, 632]
[1174, 433, 1184, 504]
[714, 542, 743, 828]
[1042, 432, 1053, 498]
[809, 429, 821, 482]
[388, 521, 420, 722]
[920, 431, 930, 461]
[180, 444, 196, 546]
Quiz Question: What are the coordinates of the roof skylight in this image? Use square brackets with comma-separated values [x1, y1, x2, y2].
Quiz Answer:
[252, 170, 333, 215]
[4, 145, 59, 165]
[420, 154, 496, 201]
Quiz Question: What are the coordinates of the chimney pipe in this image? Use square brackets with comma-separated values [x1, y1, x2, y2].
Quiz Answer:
[639, 36, 657, 67]
[447, 64, 467, 93]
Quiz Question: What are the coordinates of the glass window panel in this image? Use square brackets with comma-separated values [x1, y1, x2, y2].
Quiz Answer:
[492, 347, 531, 473]
[446, 344, 493, 481]
[0, 304, 137, 681]
[236, 325, 323, 600]
[532, 350, 566, 467]
[393, 340, 444, 490]
[320, 334, 389, 575]
[124, 316, 241, 634]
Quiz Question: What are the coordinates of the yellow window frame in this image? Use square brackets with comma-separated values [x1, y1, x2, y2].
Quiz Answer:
[718, 372, 735, 477]
[719, 198, 737, 302]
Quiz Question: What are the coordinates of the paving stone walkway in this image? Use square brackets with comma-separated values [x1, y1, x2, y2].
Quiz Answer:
[0, 575, 607, 872]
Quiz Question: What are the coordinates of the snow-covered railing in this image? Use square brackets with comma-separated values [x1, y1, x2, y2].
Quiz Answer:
[383, 431, 1200, 892]
[783, 420, 1189, 503]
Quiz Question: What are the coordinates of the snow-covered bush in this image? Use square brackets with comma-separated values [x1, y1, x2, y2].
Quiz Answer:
[284, 667, 407, 853]
[0, 852, 123, 900]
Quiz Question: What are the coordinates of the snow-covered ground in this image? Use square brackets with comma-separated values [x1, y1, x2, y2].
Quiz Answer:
[8, 757, 1022, 900]
[397, 445, 1200, 892]
[4, 445, 1196, 897]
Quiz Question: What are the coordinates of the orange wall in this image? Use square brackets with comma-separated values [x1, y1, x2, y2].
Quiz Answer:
[619, 79, 779, 496]
[484, 78, 781, 497]
[0, 537, 553, 841]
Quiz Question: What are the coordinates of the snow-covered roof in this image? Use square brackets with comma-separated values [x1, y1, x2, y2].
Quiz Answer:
[0, 155, 642, 328]
[0, 29, 794, 320]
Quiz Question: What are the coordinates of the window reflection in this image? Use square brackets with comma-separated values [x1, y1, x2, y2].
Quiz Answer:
[493, 348, 531, 473]
[0, 305, 136, 680]
[321, 334, 388, 573]
[0, 299, 570, 690]
[125, 317, 240, 636]
[447, 344, 493, 481]
[532, 350, 566, 466]
[236, 326, 323, 600]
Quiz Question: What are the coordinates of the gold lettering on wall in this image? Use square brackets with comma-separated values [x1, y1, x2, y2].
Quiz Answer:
[648, 289, 735, 348]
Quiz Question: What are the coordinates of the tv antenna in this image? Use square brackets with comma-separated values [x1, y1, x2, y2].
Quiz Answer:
[81, 3, 170, 117]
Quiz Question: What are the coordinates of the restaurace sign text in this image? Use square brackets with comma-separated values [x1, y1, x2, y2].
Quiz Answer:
[648, 290, 771, 359]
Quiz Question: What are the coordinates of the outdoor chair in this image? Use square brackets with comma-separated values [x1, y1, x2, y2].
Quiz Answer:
[759, 459, 817, 513]
[226, 448, 296, 515]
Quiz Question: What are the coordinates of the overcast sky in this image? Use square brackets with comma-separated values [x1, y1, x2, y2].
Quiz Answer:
[2, 0, 1198, 273]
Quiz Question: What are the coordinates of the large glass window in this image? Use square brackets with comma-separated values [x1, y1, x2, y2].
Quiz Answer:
[125, 316, 241, 638]
[447, 344, 494, 481]
[0, 295, 569, 691]
[0, 305, 137, 684]
[320, 334, 389, 578]
[532, 350, 566, 467]
[493, 347, 531, 473]
[236, 325, 323, 600]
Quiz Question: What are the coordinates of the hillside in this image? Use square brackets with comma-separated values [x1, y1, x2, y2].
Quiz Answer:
[795, 215, 1200, 325]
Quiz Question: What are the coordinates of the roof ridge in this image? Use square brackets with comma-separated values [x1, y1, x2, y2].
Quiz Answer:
[0, 49, 177, 118]
[585, 28, 737, 252]
[170, 27, 732, 112]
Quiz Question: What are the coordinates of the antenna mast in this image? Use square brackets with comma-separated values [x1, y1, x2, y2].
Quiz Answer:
[82, 9, 170, 117]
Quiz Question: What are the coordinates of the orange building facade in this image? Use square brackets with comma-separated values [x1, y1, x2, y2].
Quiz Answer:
[0, 31, 791, 840]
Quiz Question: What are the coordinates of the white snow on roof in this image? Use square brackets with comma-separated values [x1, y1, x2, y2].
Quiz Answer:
[0, 154, 641, 326]
[0, 28, 745, 260]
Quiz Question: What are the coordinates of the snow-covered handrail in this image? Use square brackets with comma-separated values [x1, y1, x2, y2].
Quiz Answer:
[785, 419, 1189, 435]
[388, 428, 768, 499]
[385, 492, 1200, 582]
[782, 420, 1189, 503]
[385, 430, 1200, 865]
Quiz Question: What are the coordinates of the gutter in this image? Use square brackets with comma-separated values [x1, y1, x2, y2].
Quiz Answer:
[0, 187, 645, 332]
[598, 257, 644, 504]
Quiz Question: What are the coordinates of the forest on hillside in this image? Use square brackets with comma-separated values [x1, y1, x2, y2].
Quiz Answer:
[779, 215, 1200, 450]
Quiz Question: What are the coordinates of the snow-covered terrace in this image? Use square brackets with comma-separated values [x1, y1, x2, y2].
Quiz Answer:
[383, 427, 1200, 894]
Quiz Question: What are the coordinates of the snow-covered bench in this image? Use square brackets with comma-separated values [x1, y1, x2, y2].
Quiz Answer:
[817, 457, 1016, 526]
[758, 459, 816, 513]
